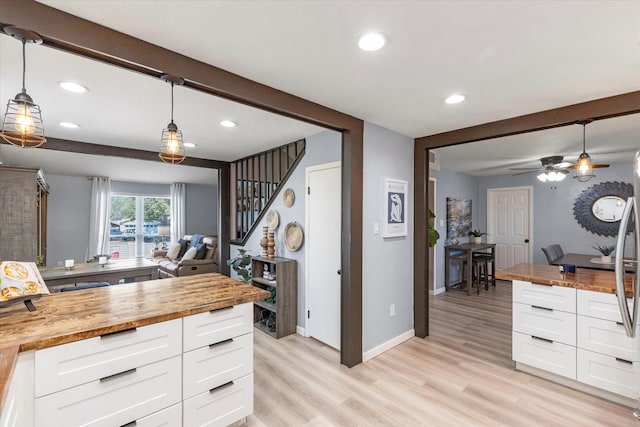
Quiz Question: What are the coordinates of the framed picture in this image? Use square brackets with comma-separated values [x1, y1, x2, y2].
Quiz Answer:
[383, 178, 408, 238]
[446, 198, 472, 238]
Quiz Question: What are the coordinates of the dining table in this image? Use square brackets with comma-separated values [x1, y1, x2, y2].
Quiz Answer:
[550, 253, 637, 272]
[444, 242, 496, 295]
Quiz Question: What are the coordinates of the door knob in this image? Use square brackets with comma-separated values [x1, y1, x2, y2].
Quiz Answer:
[525, 239, 530, 243]
[337, 269, 342, 275]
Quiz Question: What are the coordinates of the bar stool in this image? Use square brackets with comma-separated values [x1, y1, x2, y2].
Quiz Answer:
[473, 253, 495, 291]
[449, 252, 484, 293]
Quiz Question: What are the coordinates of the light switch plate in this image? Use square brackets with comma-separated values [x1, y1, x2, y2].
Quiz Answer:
[373, 222, 380, 234]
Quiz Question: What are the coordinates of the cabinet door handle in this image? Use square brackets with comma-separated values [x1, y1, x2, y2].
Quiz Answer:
[210, 306, 232, 313]
[531, 305, 553, 311]
[100, 327, 137, 339]
[616, 321, 624, 326]
[532, 283, 553, 287]
[210, 380, 234, 393]
[209, 338, 233, 348]
[531, 335, 553, 344]
[615, 357, 633, 365]
[120, 421, 137, 427]
[100, 368, 137, 383]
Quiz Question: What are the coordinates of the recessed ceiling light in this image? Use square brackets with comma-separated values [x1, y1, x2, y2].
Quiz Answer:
[220, 120, 237, 128]
[59, 122, 80, 129]
[445, 94, 466, 104]
[58, 81, 89, 93]
[358, 32, 387, 51]
[183, 142, 197, 148]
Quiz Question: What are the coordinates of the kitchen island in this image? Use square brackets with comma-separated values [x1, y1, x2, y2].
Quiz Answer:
[0, 273, 269, 427]
[497, 264, 638, 407]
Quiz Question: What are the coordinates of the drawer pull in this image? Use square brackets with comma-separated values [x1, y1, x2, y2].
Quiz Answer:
[210, 306, 233, 313]
[531, 305, 553, 311]
[616, 321, 624, 326]
[532, 283, 552, 287]
[100, 368, 137, 383]
[531, 335, 553, 344]
[210, 380, 234, 393]
[120, 422, 137, 427]
[100, 327, 137, 339]
[209, 338, 234, 348]
[615, 357, 633, 365]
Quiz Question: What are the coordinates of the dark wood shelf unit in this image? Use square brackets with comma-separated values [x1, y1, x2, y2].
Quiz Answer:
[251, 256, 297, 339]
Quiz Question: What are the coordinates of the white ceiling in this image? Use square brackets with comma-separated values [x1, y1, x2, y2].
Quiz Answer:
[1, 0, 639, 182]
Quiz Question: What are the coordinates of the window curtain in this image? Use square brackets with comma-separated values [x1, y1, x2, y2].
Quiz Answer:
[87, 177, 111, 260]
[170, 183, 186, 243]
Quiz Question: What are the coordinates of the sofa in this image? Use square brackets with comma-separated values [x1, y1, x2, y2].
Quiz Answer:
[152, 234, 219, 278]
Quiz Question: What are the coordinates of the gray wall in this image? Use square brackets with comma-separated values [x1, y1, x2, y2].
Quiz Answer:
[362, 123, 414, 353]
[231, 129, 342, 329]
[47, 177, 217, 266]
[429, 162, 633, 291]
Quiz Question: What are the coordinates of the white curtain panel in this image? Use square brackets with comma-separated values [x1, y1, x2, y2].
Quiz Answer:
[171, 183, 186, 243]
[87, 177, 111, 260]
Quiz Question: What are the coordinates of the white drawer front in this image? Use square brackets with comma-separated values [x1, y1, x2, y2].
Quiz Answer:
[513, 280, 576, 312]
[183, 303, 252, 352]
[577, 348, 640, 399]
[0, 351, 34, 427]
[513, 302, 577, 346]
[184, 332, 253, 399]
[183, 373, 253, 427]
[136, 403, 182, 427]
[512, 331, 576, 379]
[577, 316, 640, 361]
[577, 289, 633, 322]
[35, 318, 181, 397]
[34, 355, 181, 427]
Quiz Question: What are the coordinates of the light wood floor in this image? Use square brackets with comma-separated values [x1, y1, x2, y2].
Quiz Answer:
[248, 281, 637, 426]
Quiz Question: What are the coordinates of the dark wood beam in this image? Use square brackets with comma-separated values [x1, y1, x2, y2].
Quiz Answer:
[10, 138, 227, 169]
[416, 90, 640, 150]
[218, 165, 231, 276]
[2, 0, 365, 367]
[413, 147, 428, 338]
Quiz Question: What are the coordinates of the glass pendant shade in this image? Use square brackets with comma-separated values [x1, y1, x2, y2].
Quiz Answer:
[573, 152, 595, 182]
[159, 121, 185, 164]
[1, 27, 45, 148]
[158, 75, 186, 164]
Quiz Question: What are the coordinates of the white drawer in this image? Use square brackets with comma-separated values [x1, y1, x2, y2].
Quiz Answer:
[35, 355, 181, 427]
[577, 289, 633, 322]
[35, 318, 181, 397]
[136, 403, 182, 427]
[577, 315, 640, 361]
[183, 303, 253, 352]
[512, 331, 576, 379]
[513, 280, 576, 313]
[577, 348, 640, 399]
[183, 373, 253, 427]
[0, 351, 34, 427]
[513, 302, 577, 346]
[184, 332, 253, 399]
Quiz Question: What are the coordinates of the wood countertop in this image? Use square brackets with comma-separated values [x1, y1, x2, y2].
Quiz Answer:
[496, 263, 634, 295]
[0, 273, 268, 414]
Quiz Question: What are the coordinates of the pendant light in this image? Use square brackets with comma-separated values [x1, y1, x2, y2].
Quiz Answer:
[570, 120, 609, 182]
[1, 26, 46, 148]
[158, 75, 186, 164]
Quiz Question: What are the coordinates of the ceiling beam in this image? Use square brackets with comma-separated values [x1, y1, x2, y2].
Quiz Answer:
[416, 90, 640, 149]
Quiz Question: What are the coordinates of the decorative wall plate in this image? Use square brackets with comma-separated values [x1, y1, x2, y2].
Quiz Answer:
[284, 222, 304, 251]
[266, 210, 279, 230]
[283, 188, 295, 207]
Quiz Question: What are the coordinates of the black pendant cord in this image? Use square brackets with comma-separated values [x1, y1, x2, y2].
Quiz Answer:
[170, 81, 174, 124]
[582, 124, 586, 153]
[21, 38, 27, 94]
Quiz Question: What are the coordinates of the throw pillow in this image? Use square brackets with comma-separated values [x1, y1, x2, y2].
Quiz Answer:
[181, 246, 197, 261]
[190, 234, 204, 248]
[177, 239, 189, 258]
[166, 242, 181, 260]
[194, 242, 208, 260]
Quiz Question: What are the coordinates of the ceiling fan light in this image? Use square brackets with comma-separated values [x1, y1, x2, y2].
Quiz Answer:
[537, 172, 548, 182]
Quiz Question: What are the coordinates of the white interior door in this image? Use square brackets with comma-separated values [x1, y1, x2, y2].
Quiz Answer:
[487, 187, 532, 270]
[306, 162, 341, 349]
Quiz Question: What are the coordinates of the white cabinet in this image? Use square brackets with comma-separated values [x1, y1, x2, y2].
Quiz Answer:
[183, 302, 254, 426]
[512, 280, 576, 312]
[513, 302, 576, 346]
[136, 403, 183, 427]
[0, 351, 34, 427]
[577, 348, 640, 399]
[512, 331, 576, 378]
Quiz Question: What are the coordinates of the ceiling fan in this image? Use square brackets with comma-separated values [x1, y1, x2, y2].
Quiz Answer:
[567, 119, 609, 182]
[510, 155, 574, 182]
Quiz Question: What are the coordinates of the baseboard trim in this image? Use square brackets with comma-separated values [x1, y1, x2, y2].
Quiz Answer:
[362, 329, 415, 362]
[431, 287, 446, 296]
[296, 325, 307, 337]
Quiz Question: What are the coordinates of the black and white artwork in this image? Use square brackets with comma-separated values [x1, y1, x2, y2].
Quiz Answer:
[383, 178, 408, 238]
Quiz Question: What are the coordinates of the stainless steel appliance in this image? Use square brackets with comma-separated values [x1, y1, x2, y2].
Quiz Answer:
[615, 149, 640, 419]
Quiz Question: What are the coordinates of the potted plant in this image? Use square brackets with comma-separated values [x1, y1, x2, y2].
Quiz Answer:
[469, 229, 488, 244]
[592, 243, 615, 264]
[226, 249, 252, 283]
[428, 209, 440, 248]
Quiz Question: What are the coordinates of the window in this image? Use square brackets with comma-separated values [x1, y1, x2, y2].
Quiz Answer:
[109, 195, 171, 259]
